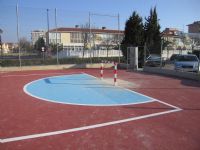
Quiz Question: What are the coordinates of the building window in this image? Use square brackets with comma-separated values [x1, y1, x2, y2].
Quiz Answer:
[70, 32, 83, 43]
[49, 33, 61, 44]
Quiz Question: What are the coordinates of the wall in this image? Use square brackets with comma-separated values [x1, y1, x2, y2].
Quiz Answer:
[61, 33, 70, 45]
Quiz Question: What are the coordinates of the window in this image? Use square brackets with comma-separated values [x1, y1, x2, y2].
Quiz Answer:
[49, 33, 61, 44]
[70, 33, 83, 43]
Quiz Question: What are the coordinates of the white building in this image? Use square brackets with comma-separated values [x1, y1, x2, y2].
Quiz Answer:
[31, 30, 46, 45]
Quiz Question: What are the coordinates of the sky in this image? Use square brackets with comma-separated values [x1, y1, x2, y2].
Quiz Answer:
[0, 0, 200, 42]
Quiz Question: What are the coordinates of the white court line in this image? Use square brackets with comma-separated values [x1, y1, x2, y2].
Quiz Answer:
[2, 72, 80, 77]
[1, 108, 181, 143]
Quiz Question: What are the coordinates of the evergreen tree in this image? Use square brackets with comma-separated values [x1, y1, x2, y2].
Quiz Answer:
[34, 37, 46, 52]
[121, 11, 144, 59]
[144, 7, 161, 54]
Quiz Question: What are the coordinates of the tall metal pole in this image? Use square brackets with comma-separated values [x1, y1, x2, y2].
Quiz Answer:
[117, 13, 121, 63]
[160, 38, 163, 68]
[55, 8, 59, 65]
[46, 9, 50, 52]
[16, 2, 21, 67]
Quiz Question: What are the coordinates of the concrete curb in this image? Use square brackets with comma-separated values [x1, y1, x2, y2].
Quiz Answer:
[143, 66, 200, 81]
[0, 63, 114, 72]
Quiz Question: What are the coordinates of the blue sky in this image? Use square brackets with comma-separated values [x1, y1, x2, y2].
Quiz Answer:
[0, 0, 200, 42]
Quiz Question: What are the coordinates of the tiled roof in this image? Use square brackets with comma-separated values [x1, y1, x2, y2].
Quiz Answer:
[49, 27, 124, 34]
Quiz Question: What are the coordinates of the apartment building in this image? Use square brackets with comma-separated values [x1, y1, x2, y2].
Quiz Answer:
[162, 28, 184, 50]
[48, 27, 124, 51]
[187, 21, 200, 33]
[31, 30, 46, 45]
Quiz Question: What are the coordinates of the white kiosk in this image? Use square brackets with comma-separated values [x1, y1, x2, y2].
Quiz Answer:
[127, 47, 138, 71]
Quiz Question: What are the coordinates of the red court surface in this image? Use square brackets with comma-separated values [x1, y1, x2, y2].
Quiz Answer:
[0, 69, 200, 150]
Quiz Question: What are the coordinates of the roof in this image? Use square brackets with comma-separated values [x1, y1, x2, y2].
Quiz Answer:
[49, 27, 124, 34]
[187, 21, 200, 26]
[162, 28, 181, 37]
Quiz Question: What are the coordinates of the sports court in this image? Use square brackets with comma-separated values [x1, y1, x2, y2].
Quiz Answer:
[0, 68, 200, 150]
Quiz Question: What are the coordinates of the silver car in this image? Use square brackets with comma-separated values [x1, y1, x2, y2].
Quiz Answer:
[174, 54, 200, 72]
[145, 54, 165, 67]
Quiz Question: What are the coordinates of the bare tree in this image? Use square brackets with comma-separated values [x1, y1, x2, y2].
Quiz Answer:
[19, 37, 33, 53]
[102, 34, 118, 57]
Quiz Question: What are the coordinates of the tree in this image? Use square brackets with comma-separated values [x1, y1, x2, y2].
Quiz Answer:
[101, 34, 116, 57]
[49, 43, 63, 55]
[121, 11, 144, 59]
[144, 7, 161, 54]
[19, 37, 32, 53]
[34, 37, 46, 52]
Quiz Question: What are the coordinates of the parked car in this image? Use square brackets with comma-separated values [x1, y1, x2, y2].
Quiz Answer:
[174, 54, 200, 72]
[145, 54, 165, 67]
[170, 54, 180, 63]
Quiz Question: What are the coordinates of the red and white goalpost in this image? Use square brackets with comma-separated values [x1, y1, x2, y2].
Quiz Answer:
[100, 63, 104, 80]
[100, 62, 118, 86]
[114, 62, 117, 86]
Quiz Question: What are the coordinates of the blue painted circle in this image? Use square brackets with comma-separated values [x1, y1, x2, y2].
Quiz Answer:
[24, 74, 153, 106]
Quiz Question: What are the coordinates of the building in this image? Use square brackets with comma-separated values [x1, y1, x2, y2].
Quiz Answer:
[31, 30, 46, 45]
[187, 21, 200, 50]
[2, 43, 18, 53]
[187, 21, 200, 33]
[162, 28, 185, 50]
[48, 27, 124, 51]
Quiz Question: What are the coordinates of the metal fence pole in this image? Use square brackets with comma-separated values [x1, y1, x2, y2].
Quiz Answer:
[46, 9, 50, 55]
[160, 38, 163, 68]
[118, 13, 121, 63]
[89, 12, 92, 64]
[0, 29, 3, 61]
[16, 3, 21, 67]
[55, 8, 59, 65]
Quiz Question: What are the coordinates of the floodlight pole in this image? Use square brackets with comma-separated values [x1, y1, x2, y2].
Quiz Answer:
[16, 2, 21, 67]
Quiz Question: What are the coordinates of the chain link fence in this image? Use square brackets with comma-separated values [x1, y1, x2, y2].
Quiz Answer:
[0, 6, 123, 67]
